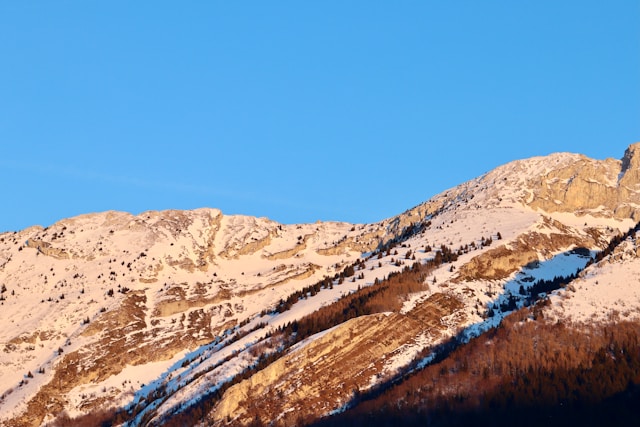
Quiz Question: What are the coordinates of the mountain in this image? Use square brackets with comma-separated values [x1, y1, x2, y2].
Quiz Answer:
[2, 143, 640, 426]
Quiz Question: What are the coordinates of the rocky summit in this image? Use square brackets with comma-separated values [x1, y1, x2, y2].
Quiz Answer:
[2, 143, 640, 427]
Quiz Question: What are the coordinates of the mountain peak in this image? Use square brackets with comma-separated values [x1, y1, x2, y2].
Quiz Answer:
[496, 144, 640, 220]
[620, 142, 640, 186]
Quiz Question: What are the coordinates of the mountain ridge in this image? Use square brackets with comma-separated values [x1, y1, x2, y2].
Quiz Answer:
[2, 142, 640, 426]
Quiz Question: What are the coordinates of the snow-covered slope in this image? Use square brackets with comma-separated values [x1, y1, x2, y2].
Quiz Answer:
[1, 143, 640, 427]
[0, 209, 376, 425]
[546, 229, 640, 325]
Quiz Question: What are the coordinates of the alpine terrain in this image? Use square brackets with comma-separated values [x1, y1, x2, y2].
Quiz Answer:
[2, 143, 640, 426]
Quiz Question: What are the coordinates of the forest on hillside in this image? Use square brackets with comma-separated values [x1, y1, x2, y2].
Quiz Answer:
[310, 308, 640, 427]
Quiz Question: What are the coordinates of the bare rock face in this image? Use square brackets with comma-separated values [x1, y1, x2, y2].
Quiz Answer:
[525, 143, 640, 219]
[620, 143, 640, 188]
[24, 239, 70, 259]
[456, 217, 608, 282]
[212, 293, 465, 426]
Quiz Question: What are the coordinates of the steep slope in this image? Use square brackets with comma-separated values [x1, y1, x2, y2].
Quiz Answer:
[311, 227, 640, 427]
[145, 146, 638, 426]
[193, 144, 640, 426]
[545, 225, 640, 324]
[1, 142, 639, 427]
[198, 215, 618, 426]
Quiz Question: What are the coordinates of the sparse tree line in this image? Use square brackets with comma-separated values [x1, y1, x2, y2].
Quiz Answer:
[276, 261, 429, 342]
[269, 236, 471, 317]
[483, 222, 640, 320]
[586, 221, 640, 267]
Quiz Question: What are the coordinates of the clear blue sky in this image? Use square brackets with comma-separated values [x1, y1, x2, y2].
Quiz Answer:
[1, 2, 639, 232]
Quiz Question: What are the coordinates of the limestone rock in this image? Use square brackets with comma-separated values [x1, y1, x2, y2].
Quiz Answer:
[524, 143, 640, 219]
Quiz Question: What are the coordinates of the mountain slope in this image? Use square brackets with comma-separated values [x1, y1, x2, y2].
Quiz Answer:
[1, 143, 640, 427]
[311, 228, 640, 427]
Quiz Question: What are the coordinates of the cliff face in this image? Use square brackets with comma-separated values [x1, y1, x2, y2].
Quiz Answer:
[524, 143, 640, 219]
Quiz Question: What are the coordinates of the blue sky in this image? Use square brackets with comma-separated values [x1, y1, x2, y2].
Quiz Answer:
[1, 2, 638, 232]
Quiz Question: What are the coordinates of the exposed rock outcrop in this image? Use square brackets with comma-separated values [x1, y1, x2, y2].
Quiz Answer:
[524, 143, 640, 219]
[212, 293, 465, 426]
[25, 239, 70, 260]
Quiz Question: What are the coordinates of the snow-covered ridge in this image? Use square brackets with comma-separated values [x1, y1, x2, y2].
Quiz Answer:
[1, 142, 640, 427]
